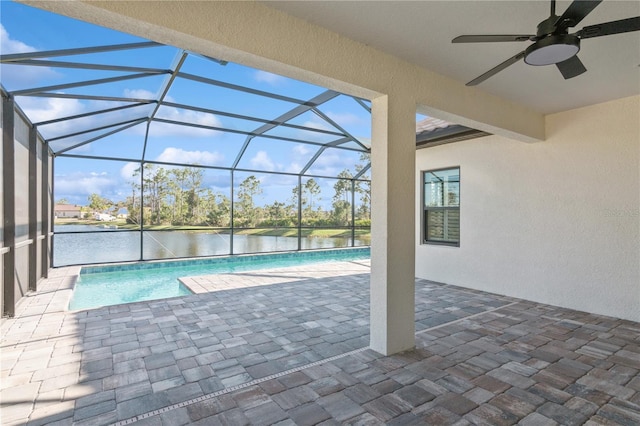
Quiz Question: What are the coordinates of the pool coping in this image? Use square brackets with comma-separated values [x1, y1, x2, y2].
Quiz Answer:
[65, 247, 371, 310]
[79, 246, 370, 274]
[177, 258, 372, 294]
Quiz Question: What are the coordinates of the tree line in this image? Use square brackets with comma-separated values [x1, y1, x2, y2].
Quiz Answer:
[78, 159, 371, 229]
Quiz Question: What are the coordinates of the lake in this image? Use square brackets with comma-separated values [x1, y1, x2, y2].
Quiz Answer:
[53, 224, 369, 266]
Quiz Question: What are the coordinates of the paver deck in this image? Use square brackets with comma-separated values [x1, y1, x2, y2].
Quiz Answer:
[1, 259, 639, 425]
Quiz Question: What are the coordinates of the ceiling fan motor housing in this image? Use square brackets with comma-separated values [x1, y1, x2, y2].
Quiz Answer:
[524, 34, 581, 66]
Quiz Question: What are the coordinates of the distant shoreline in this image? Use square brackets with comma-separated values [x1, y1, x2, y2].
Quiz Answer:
[54, 219, 371, 240]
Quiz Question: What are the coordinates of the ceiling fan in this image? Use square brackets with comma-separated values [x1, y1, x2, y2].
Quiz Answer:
[452, 0, 640, 86]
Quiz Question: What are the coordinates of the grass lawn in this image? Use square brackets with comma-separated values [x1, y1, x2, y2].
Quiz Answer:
[235, 228, 371, 239]
[55, 219, 370, 240]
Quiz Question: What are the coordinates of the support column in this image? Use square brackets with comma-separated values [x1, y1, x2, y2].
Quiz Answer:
[41, 145, 49, 278]
[139, 161, 145, 261]
[297, 175, 302, 251]
[49, 157, 55, 268]
[370, 94, 416, 355]
[230, 170, 234, 255]
[2, 95, 16, 317]
[28, 125, 37, 291]
[351, 180, 356, 247]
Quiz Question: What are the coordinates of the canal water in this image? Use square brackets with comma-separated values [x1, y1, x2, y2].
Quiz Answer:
[53, 224, 369, 266]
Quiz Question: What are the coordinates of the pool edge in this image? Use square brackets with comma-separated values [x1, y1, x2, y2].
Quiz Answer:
[80, 247, 370, 275]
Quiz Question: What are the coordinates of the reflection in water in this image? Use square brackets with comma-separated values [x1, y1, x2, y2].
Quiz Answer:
[53, 225, 369, 266]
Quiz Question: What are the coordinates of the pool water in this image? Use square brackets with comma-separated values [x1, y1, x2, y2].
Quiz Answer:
[69, 248, 369, 310]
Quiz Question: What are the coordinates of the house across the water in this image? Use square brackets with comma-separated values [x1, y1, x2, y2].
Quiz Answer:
[54, 204, 82, 219]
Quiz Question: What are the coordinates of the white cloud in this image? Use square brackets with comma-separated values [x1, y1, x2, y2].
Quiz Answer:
[302, 120, 334, 132]
[285, 144, 314, 173]
[16, 88, 222, 149]
[19, 96, 84, 123]
[250, 150, 276, 171]
[48, 138, 91, 154]
[1, 24, 33, 54]
[292, 145, 311, 156]
[315, 152, 343, 167]
[123, 88, 157, 100]
[305, 151, 358, 177]
[285, 162, 303, 174]
[0, 25, 60, 86]
[18, 93, 149, 143]
[54, 171, 117, 197]
[150, 104, 223, 138]
[18, 97, 88, 139]
[20, 97, 147, 152]
[19, 86, 219, 142]
[155, 106, 220, 128]
[267, 173, 297, 188]
[120, 162, 140, 180]
[155, 147, 224, 166]
[310, 157, 340, 176]
[326, 111, 366, 127]
[254, 70, 286, 85]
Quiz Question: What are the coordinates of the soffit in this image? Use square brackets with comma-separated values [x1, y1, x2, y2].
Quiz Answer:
[265, 1, 640, 114]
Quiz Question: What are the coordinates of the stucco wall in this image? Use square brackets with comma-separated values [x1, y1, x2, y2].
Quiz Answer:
[416, 95, 640, 322]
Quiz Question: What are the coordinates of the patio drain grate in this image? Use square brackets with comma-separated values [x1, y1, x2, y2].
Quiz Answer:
[111, 301, 521, 425]
[112, 347, 369, 426]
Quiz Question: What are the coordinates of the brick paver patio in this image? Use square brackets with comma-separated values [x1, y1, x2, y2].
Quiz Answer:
[1, 259, 639, 425]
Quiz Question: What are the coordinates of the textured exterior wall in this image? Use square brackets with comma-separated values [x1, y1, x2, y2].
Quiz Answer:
[416, 95, 640, 322]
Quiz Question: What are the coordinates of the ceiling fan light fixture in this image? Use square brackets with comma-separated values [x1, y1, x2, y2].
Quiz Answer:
[524, 34, 580, 65]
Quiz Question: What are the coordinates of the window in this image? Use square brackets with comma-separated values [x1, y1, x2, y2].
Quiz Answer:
[423, 167, 460, 245]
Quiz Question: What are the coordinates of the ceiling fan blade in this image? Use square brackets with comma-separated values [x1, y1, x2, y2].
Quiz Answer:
[453, 35, 534, 43]
[556, 55, 587, 79]
[577, 16, 640, 39]
[466, 51, 526, 86]
[556, 0, 603, 28]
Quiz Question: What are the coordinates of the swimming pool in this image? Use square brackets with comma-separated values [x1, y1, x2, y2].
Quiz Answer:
[69, 248, 370, 310]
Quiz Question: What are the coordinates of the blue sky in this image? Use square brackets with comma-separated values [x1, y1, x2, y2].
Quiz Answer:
[1, 1, 375, 208]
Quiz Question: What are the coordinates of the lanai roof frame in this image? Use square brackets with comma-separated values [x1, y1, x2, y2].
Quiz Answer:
[2, 39, 372, 176]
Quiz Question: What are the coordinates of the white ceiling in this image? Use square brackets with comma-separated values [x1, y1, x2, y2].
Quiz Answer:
[265, 1, 640, 114]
